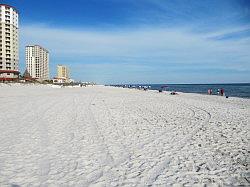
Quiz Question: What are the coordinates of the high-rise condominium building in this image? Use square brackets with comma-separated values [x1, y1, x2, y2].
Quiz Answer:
[25, 45, 49, 80]
[57, 65, 69, 80]
[0, 4, 19, 80]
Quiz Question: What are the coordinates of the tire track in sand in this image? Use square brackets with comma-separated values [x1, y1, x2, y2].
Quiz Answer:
[138, 105, 211, 186]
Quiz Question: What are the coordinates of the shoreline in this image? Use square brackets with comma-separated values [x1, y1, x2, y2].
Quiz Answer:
[109, 85, 250, 100]
[1, 82, 250, 99]
[109, 83, 250, 99]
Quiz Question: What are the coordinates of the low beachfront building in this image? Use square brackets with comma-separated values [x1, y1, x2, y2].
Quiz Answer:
[0, 4, 19, 81]
[25, 45, 49, 81]
[52, 77, 74, 84]
[52, 77, 67, 84]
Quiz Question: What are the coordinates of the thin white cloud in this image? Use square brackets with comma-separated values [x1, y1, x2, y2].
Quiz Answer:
[20, 24, 250, 67]
[204, 25, 250, 39]
[19, 24, 250, 83]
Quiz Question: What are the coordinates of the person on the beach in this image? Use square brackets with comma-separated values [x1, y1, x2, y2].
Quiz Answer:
[208, 89, 212, 95]
[220, 88, 224, 96]
[170, 91, 178, 95]
[217, 89, 220, 95]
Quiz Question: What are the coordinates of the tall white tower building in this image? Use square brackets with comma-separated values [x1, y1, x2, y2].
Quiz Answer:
[0, 4, 19, 81]
[25, 45, 49, 80]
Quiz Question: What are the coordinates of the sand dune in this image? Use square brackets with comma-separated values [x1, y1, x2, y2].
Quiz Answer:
[0, 84, 249, 186]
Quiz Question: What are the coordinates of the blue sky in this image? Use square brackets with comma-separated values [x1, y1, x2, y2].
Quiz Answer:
[2, 0, 250, 83]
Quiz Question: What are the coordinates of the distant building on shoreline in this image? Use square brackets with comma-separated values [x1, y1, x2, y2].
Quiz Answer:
[53, 64, 71, 83]
[57, 64, 69, 80]
[0, 4, 19, 81]
[25, 45, 49, 80]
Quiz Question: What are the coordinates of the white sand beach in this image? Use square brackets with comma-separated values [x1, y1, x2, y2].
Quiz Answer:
[0, 84, 249, 186]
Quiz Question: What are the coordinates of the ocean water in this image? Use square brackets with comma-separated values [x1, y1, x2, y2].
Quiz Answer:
[114, 83, 250, 98]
